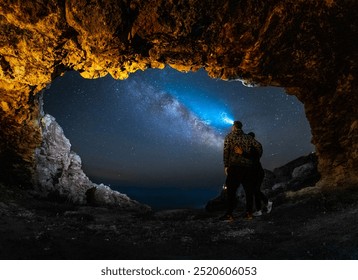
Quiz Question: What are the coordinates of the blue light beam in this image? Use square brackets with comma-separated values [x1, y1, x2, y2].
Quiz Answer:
[221, 112, 234, 125]
[166, 88, 235, 130]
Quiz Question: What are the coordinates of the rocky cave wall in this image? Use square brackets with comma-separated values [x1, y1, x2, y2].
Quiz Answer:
[0, 0, 357, 198]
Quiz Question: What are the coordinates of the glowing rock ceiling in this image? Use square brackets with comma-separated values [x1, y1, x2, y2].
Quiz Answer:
[0, 0, 357, 192]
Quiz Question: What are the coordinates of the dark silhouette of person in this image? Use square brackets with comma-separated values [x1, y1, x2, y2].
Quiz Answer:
[246, 132, 273, 216]
[221, 121, 262, 221]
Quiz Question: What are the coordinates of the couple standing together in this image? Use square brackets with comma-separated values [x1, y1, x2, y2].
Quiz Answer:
[221, 120, 273, 221]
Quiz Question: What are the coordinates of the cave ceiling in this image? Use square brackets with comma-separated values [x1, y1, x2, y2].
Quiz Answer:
[0, 0, 357, 190]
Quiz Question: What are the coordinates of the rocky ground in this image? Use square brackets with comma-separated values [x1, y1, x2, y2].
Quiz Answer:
[1, 181, 358, 260]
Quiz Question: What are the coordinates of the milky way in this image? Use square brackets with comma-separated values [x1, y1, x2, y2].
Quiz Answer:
[44, 67, 314, 191]
[116, 79, 224, 149]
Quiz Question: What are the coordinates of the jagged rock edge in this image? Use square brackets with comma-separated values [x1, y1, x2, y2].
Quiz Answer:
[34, 113, 150, 211]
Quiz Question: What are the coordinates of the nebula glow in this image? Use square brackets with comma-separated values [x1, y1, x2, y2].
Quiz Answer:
[164, 86, 235, 131]
[116, 79, 225, 149]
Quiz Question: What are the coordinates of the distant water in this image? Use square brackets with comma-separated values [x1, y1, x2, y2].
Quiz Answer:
[113, 186, 221, 210]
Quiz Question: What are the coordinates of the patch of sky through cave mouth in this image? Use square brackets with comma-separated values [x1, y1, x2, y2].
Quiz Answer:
[43, 67, 314, 209]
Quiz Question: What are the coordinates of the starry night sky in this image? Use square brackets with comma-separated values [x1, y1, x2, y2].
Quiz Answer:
[43, 67, 314, 207]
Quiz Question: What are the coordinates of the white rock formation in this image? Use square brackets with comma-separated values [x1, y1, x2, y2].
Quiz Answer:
[34, 114, 149, 210]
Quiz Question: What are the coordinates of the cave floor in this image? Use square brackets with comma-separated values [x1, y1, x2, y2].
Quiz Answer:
[1, 184, 358, 260]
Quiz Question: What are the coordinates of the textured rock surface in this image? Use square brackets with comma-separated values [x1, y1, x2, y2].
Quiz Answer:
[1, 182, 358, 259]
[0, 0, 357, 192]
[206, 153, 320, 211]
[34, 114, 149, 209]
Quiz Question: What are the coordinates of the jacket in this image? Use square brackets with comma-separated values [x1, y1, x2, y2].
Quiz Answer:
[223, 129, 263, 168]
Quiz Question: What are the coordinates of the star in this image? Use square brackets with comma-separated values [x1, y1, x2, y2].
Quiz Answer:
[44, 67, 315, 207]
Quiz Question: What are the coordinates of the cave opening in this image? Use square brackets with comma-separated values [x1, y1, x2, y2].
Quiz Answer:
[43, 67, 314, 209]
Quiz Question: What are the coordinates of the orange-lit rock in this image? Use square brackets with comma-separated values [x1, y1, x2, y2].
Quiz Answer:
[0, 0, 357, 191]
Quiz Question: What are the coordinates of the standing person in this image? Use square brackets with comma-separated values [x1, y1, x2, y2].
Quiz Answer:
[221, 121, 262, 221]
[247, 132, 273, 216]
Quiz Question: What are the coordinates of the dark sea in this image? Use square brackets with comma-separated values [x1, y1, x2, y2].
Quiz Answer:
[113, 186, 221, 210]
